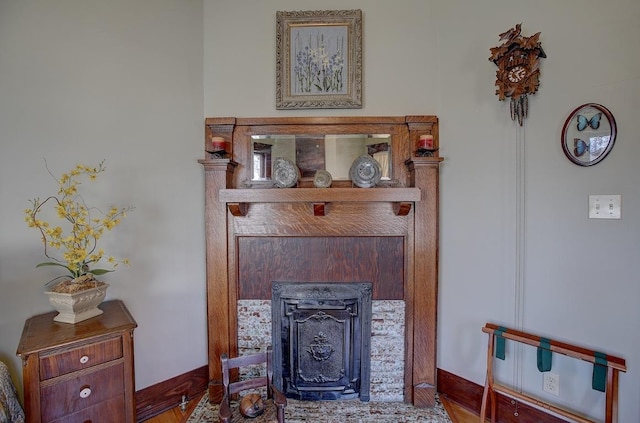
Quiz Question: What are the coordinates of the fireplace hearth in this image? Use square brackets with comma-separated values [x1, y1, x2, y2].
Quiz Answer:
[272, 282, 372, 401]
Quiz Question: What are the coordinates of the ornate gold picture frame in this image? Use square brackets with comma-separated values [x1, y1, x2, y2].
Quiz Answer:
[276, 9, 363, 109]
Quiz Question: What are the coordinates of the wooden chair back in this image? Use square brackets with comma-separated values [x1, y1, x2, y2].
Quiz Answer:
[219, 346, 286, 423]
[221, 348, 274, 399]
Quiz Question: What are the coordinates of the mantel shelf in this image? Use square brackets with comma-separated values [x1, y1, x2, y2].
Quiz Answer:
[219, 187, 421, 204]
[220, 188, 420, 216]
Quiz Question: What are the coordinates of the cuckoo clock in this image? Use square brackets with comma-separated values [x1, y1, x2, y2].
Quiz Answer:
[490, 24, 546, 126]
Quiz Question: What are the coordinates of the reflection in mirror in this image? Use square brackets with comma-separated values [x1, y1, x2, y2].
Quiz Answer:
[251, 134, 391, 181]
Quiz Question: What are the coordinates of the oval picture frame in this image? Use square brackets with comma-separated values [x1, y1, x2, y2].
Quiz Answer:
[561, 103, 617, 166]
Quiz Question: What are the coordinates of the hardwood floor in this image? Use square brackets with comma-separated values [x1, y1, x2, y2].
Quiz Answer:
[143, 391, 205, 423]
[441, 397, 482, 423]
[142, 394, 481, 423]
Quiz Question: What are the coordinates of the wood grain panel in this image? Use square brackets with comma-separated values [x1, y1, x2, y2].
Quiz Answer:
[39, 336, 122, 380]
[238, 236, 404, 299]
[49, 395, 125, 423]
[40, 363, 124, 421]
[231, 202, 410, 237]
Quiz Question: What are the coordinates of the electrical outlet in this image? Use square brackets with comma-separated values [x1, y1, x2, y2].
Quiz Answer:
[543, 372, 560, 396]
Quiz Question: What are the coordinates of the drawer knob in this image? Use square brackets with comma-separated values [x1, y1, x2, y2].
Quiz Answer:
[80, 355, 90, 364]
[79, 386, 92, 399]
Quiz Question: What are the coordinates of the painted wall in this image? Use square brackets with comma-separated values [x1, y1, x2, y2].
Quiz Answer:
[0, 0, 638, 421]
[0, 0, 206, 391]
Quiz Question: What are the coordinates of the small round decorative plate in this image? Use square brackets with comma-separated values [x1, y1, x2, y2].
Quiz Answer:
[273, 157, 300, 188]
[349, 155, 382, 188]
[313, 170, 333, 188]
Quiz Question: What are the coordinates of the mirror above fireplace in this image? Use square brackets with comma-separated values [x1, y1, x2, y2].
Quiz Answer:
[251, 134, 391, 181]
[204, 115, 439, 189]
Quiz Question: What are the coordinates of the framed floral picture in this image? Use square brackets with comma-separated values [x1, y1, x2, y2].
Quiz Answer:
[276, 9, 363, 109]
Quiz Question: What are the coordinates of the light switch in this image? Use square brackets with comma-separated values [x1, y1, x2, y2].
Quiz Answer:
[588, 195, 621, 219]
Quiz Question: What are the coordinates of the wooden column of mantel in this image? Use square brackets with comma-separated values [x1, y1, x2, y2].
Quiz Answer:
[200, 115, 442, 407]
[406, 156, 443, 407]
[198, 158, 237, 403]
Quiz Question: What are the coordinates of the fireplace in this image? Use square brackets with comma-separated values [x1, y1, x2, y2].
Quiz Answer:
[201, 115, 442, 407]
[271, 282, 372, 401]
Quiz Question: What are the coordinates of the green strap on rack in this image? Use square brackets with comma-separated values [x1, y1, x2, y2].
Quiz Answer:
[494, 326, 507, 360]
[537, 337, 552, 372]
[592, 352, 608, 392]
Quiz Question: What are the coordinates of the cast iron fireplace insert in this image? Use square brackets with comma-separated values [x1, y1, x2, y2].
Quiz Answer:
[271, 282, 372, 401]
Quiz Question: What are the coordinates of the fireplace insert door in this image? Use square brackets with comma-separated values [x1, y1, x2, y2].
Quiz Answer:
[272, 282, 372, 401]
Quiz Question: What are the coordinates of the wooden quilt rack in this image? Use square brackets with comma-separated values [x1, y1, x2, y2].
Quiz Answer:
[480, 323, 626, 423]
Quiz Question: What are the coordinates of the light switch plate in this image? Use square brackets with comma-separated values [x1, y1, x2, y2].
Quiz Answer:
[589, 195, 621, 219]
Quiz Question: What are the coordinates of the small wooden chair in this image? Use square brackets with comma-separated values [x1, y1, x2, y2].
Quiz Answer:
[219, 346, 287, 423]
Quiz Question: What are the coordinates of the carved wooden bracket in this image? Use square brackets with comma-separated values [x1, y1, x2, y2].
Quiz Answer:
[227, 202, 248, 217]
[313, 203, 328, 216]
[393, 202, 412, 216]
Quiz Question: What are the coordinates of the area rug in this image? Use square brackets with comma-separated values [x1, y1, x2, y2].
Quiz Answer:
[186, 393, 452, 423]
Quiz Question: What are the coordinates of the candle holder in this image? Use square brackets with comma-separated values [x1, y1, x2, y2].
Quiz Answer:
[416, 135, 438, 157]
[207, 136, 229, 158]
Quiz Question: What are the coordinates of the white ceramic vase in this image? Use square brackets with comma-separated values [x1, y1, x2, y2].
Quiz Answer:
[44, 283, 109, 324]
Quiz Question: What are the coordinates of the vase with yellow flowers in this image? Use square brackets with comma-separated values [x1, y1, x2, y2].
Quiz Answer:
[24, 160, 132, 323]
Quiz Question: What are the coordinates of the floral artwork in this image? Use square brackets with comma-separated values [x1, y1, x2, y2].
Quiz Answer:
[276, 10, 362, 109]
[292, 26, 347, 95]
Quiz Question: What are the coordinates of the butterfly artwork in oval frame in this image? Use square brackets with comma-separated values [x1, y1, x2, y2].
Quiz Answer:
[561, 103, 617, 166]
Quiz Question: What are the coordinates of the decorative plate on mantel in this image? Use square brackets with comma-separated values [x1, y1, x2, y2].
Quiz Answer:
[273, 157, 300, 188]
[313, 170, 333, 188]
[349, 155, 382, 188]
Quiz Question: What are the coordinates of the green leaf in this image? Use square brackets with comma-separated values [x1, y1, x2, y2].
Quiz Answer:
[89, 269, 114, 276]
[36, 262, 71, 271]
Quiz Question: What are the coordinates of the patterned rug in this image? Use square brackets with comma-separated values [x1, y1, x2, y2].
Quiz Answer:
[186, 393, 452, 423]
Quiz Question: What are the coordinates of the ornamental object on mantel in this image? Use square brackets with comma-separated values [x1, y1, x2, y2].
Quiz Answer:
[489, 24, 546, 126]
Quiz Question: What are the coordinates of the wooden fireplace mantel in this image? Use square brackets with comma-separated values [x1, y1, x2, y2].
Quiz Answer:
[200, 116, 442, 407]
[219, 187, 421, 216]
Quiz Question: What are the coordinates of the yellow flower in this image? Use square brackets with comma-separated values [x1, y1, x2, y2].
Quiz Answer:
[25, 160, 133, 279]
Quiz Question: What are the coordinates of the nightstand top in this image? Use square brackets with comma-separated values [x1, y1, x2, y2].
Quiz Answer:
[17, 300, 137, 356]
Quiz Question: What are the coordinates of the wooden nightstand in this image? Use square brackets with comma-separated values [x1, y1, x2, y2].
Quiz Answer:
[17, 300, 137, 423]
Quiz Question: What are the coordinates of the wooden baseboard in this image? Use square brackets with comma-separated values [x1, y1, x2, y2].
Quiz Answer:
[135, 365, 208, 422]
[437, 368, 566, 423]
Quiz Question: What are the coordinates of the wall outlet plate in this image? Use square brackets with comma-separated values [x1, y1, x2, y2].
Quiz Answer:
[543, 372, 560, 396]
[589, 194, 621, 219]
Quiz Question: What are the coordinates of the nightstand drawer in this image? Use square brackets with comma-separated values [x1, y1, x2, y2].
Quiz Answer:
[48, 395, 125, 423]
[40, 363, 124, 421]
[39, 336, 123, 380]
[18, 300, 137, 423]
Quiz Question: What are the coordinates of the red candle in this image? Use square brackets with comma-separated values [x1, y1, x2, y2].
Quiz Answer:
[418, 135, 434, 150]
[211, 137, 226, 151]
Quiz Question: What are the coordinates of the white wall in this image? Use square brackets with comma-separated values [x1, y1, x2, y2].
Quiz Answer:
[0, 0, 206, 391]
[434, 2, 640, 421]
[1, 1, 638, 421]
